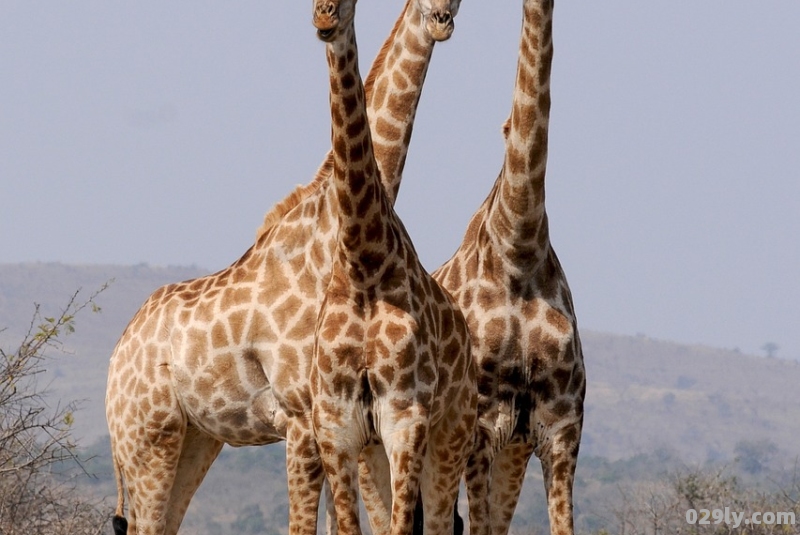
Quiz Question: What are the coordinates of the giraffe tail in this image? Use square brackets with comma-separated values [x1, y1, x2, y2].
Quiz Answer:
[112, 516, 128, 535]
[111, 446, 129, 535]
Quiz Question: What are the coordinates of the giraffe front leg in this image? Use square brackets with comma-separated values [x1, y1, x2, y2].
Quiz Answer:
[286, 418, 325, 535]
[381, 418, 429, 535]
[487, 442, 535, 535]
[419, 387, 476, 535]
[538, 420, 582, 535]
[313, 404, 365, 535]
[464, 427, 494, 535]
[359, 443, 393, 534]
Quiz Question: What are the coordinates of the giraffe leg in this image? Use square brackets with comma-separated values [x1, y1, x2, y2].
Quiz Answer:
[107, 370, 187, 535]
[419, 398, 475, 535]
[464, 428, 495, 535]
[487, 442, 535, 535]
[119, 415, 186, 535]
[286, 417, 325, 535]
[383, 420, 428, 535]
[538, 421, 582, 535]
[163, 426, 224, 535]
[314, 404, 365, 535]
[358, 443, 393, 534]
[109, 434, 129, 534]
[323, 479, 338, 535]
[358, 446, 433, 535]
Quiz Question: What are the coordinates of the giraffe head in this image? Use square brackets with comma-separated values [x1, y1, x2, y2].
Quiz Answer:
[417, 0, 461, 42]
[312, 0, 356, 42]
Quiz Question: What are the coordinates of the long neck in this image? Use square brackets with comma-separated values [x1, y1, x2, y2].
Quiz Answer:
[364, 1, 438, 204]
[487, 0, 554, 270]
[327, 26, 390, 271]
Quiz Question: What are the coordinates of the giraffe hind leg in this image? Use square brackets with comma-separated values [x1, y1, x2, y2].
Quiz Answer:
[107, 383, 186, 535]
[164, 426, 224, 535]
[123, 435, 185, 534]
[359, 444, 440, 535]
[358, 443, 393, 535]
[314, 406, 366, 535]
[383, 420, 428, 535]
[409, 497, 463, 535]
[539, 421, 582, 535]
[110, 434, 130, 534]
[487, 442, 535, 535]
[418, 400, 475, 535]
[287, 417, 326, 535]
[464, 426, 494, 535]
[117, 409, 187, 535]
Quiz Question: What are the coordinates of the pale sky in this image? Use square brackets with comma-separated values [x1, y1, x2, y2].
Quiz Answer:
[2, 2, 799, 360]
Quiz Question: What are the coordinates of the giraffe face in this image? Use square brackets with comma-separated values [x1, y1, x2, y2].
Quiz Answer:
[417, 0, 460, 42]
[312, 0, 356, 42]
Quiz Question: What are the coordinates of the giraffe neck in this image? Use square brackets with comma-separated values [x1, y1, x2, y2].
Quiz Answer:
[488, 0, 554, 270]
[326, 25, 390, 273]
[365, 1, 438, 204]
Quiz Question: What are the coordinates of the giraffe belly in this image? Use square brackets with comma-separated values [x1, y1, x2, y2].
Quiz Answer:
[181, 386, 286, 446]
[172, 358, 287, 447]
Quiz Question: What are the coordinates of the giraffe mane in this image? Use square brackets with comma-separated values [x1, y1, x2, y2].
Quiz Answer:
[363, 2, 409, 96]
[254, 151, 334, 242]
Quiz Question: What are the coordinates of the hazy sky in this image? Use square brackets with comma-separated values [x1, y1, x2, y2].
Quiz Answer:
[2, 2, 799, 360]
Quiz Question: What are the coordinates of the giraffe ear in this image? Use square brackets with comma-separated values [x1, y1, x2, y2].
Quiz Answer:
[501, 117, 512, 139]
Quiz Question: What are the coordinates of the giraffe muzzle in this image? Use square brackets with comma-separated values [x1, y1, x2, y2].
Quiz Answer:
[313, 1, 339, 42]
[427, 10, 455, 42]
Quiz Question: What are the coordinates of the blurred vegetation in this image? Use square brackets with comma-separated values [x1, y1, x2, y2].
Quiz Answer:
[1, 287, 110, 534]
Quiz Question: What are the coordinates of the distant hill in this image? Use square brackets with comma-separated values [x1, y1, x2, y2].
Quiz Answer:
[0, 262, 208, 444]
[1, 262, 798, 462]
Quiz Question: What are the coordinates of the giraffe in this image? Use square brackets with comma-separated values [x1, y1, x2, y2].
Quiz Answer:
[305, 3, 476, 535]
[433, 1, 586, 534]
[104, 2, 464, 534]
